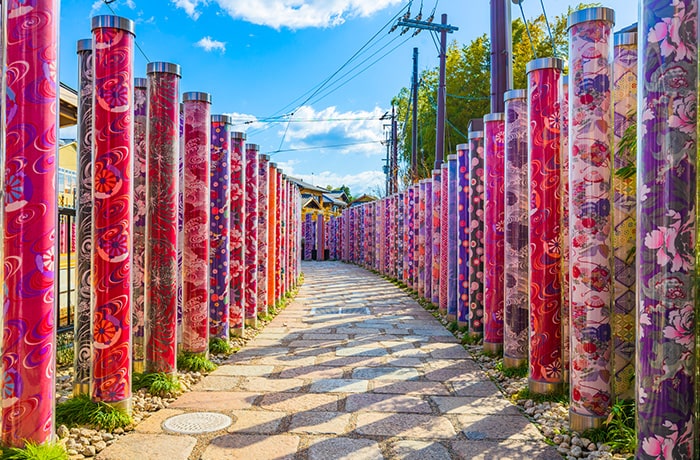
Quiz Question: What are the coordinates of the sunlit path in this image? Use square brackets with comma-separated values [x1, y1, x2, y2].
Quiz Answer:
[98, 261, 560, 459]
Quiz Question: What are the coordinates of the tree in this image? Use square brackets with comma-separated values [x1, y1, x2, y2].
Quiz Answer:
[393, 4, 598, 185]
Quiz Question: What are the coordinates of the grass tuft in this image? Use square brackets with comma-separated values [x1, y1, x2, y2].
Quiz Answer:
[177, 352, 217, 373]
[1, 441, 68, 460]
[511, 387, 568, 405]
[133, 372, 182, 397]
[447, 321, 459, 332]
[583, 399, 636, 454]
[55, 395, 132, 431]
[461, 333, 482, 345]
[495, 360, 528, 379]
[209, 337, 232, 355]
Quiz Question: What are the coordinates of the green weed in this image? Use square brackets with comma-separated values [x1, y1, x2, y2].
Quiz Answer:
[177, 352, 217, 373]
[55, 395, 132, 431]
[0, 441, 67, 460]
[132, 372, 182, 397]
[209, 337, 232, 355]
[583, 399, 636, 454]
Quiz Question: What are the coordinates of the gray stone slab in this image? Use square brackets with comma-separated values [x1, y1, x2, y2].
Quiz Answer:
[430, 396, 521, 415]
[227, 410, 286, 434]
[455, 415, 544, 441]
[346, 393, 433, 413]
[308, 437, 383, 460]
[202, 434, 299, 460]
[352, 366, 420, 381]
[336, 346, 388, 357]
[390, 440, 451, 460]
[355, 413, 456, 439]
[310, 379, 369, 393]
[450, 440, 562, 460]
[96, 434, 196, 460]
[288, 411, 352, 434]
[211, 365, 275, 377]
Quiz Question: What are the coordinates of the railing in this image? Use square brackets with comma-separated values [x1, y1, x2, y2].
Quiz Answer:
[57, 206, 76, 335]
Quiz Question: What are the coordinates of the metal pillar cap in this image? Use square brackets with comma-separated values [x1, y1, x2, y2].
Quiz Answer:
[183, 92, 212, 103]
[504, 89, 527, 102]
[526, 57, 565, 74]
[483, 112, 505, 122]
[77, 39, 92, 52]
[92, 15, 135, 34]
[456, 143, 469, 150]
[432, 169, 441, 176]
[567, 7, 615, 29]
[270, 162, 277, 168]
[614, 31, 637, 46]
[211, 114, 232, 124]
[232, 131, 246, 140]
[447, 153, 457, 161]
[260, 154, 270, 161]
[468, 131, 484, 139]
[147, 62, 181, 76]
[246, 144, 259, 151]
[134, 78, 148, 88]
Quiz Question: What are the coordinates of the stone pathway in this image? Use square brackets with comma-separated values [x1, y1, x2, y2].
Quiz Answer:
[98, 261, 561, 460]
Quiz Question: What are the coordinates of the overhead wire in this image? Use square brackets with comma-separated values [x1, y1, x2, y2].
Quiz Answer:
[538, 0, 557, 57]
[517, 1, 537, 58]
[267, 140, 383, 156]
[102, 0, 150, 61]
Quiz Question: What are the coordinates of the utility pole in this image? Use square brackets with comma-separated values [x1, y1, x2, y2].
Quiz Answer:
[391, 104, 398, 194]
[396, 16, 458, 172]
[411, 47, 419, 183]
[490, 0, 513, 113]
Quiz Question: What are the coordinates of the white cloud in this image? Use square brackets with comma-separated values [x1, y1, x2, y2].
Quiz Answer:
[275, 160, 384, 196]
[223, 112, 265, 132]
[172, 0, 403, 29]
[195, 36, 226, 53]
[89, 0, 103, 16]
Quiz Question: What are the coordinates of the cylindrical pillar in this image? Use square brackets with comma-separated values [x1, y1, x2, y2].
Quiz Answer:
[568, 8, 615, 429]
[446, 154, 459, 322]
[209, 115, 232, 339]
[418, 182, 427, 297]
[275, 170, 283, 301]
[424, 180, 433, 302]
[431, 169, 442, 307]
[257, 155, 270, 314]
[483, 112, 505, 353]
[560, 75, 571, 385]
[406, 187, 415, 288]
[244, 144, 259, 326]
[2, 0, 59, 444]
[304, 213, 313, 260]
[503, 89, 529, 369]
[74, 39, 94, 395]
[267, 163, 277, 307]
[90, 15, 135, 412]
[527, 57, 564, 395]
[468, 132, 485, 336]
[316, 206, 324, 261]
[181, 92, 212, 355]
[457, 143, 470, 328]
[636, 1, 697, 457]
[144, 62, 181, 374]
[229, 131, 246, 335]
[132, 77, 147, 373]
[611, 30, 637, 400]
[440, 163, 450, 317]
[413, 185, 420, 290]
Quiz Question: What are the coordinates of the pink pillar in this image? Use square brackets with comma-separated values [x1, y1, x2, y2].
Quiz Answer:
[132, 78, 147, 372]
[440, 162, 450, 318]
[468, 131, 485, 336]
[424, 181, 433, 301]
[182, 92, 211, 355]
[483, 113, 505, 353]
[144, 62, 181, 374]
[244, 144, 259, 327]
[90, 15, 134, 412]
[257, 155, 270, 315]
[275, 170, 283, 300]
[526, 57, 563, 394]
[266, 163, 276, 307]
[417, 182, 426, 297]
[2, 0, 59, 444]
[560, 75, 570, 385]
[230, 132, 246, 335]
[432, 170, 442, 308]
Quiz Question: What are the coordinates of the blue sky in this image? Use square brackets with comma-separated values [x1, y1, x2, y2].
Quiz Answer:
[59, 0, 637, 195]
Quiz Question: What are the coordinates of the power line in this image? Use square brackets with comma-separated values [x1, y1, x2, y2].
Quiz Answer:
[267, 140, 383, 156]
[102, 0, 150, 61]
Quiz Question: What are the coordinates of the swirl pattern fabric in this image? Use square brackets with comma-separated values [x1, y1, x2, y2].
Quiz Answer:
[2, 0, 59, 444]
[132, 82, 147, 371]
[182, 99, 210, 354]
[244, 147, 258, 324]
[447, 157, 459, 321]
[145, 70, 180, 373]
[636, 1, 697, 458]
[560, 79, 570, 383]
[468, 135, 485, 335]
[431, 172, 441, 306]
[266, 166, 276, 306]
[257, 156, 269, 313]
[90, 20, 134, 407]
[229, 134, 245, 333]
[424, 181, 433, 302]
[503, 96, 529, 365]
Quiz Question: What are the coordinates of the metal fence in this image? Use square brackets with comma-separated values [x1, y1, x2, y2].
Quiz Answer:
[57, 206, 76, 334]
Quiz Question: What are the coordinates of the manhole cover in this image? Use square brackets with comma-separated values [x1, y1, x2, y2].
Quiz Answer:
[311, 307, 371, 315]
[162, 412, 232, 434]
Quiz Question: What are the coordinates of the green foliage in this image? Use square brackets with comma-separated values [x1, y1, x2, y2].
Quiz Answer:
[461, 333, 482, 346]
[447, 321, 459, 332]
[0, 442, 68, 460]
[56, 333, 74, 368]
[56, 395, 132, 431]
[512, 386, 568, 404]
[495, 360, 528, 378]
[177, 352, 217, 373]
[583, 399, 637, 454]
[132, 372, 182, 397]
[209, 337, 232, 355]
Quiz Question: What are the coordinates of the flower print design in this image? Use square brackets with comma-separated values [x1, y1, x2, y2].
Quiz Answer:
[99, 81, 129, 109]
[5, 171, 23, 204]
[102, 232, 128, 259]
[94, 317, 117, 344]
[643, 209, 694, 272]
[663, 303, 694, 347]
[95, 167, 117, 195]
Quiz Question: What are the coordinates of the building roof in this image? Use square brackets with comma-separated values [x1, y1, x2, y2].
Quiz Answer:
[350, 194, 377, 206]
[322, 194, 348, 208]
[60, 83, 78, 128]
[326, 190, 350, 203]
[287, 176, 329, 194]
[302, 196, 322, 210]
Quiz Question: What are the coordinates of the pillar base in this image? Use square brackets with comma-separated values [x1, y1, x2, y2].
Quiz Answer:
[439, 308, 448, 316]
[503, 356, 527, 369]
[528, 379, 563, 395]
[230, 327, 244, 338]
[245, 318, 258, 328]
[569, 410, 605, 432]
[132, 360, 145, 374]
[105, 398, 132, 416]
[483, 341, 502, 355]
[458, 321, 468, 329]
[73, 382, 90, 397]
[446, 313, 457, 322]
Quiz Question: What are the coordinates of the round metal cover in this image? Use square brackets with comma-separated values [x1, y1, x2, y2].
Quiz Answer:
[163, 412, 232, 434]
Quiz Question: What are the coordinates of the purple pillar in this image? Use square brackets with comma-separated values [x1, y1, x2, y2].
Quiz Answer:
[229, 132, 246, 335]
[468, 131, 485, 336]
[446, 154, 459, 321]
[456, 143, 470, 328]
[431, 169, 442, 307]
[244, 144, 259, 327]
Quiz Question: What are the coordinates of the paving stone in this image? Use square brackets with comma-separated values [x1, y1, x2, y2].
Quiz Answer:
[430, 396, 521, 415]
[450, 440, 562, 460]
[411, 328, 454, 337]
[288, 411, 352, 434]
[383, 357, 426, 367]
[314, 355, 386, 367]
[303, 333, 349, 340]
[210, 365, 275, 377]
[371, 380, 451, 396]
[390, 348, 431, 359]
[258, 392, 340, 412]
[256, 355, 318, 367]
[345, 393, 432, 413]
[390, 440, 451, 459]
[96, 434, 196, 460]
[135, 409, 184, 434]
[307, 437, 383, 460]
[202, 434, 300, 460]
[278, 365, 345, 379]
[450, 380, 500, 397]
[234, 347, 290, 358]
[194, 376, 242, 391]
[429, 345, 471, 359]
[239, 377, 305, 393]
[227, 410, 286, 434]
[455, 415, 544, 441]
[248, 339, 283, 347]
[352, 366, 420, 380]
[310, 378, 369, 393]
[287, 339, 344, 348]
[355, 412, 456, 439]
[169, 391, 257, 411]
[336, 346, 388, 357]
